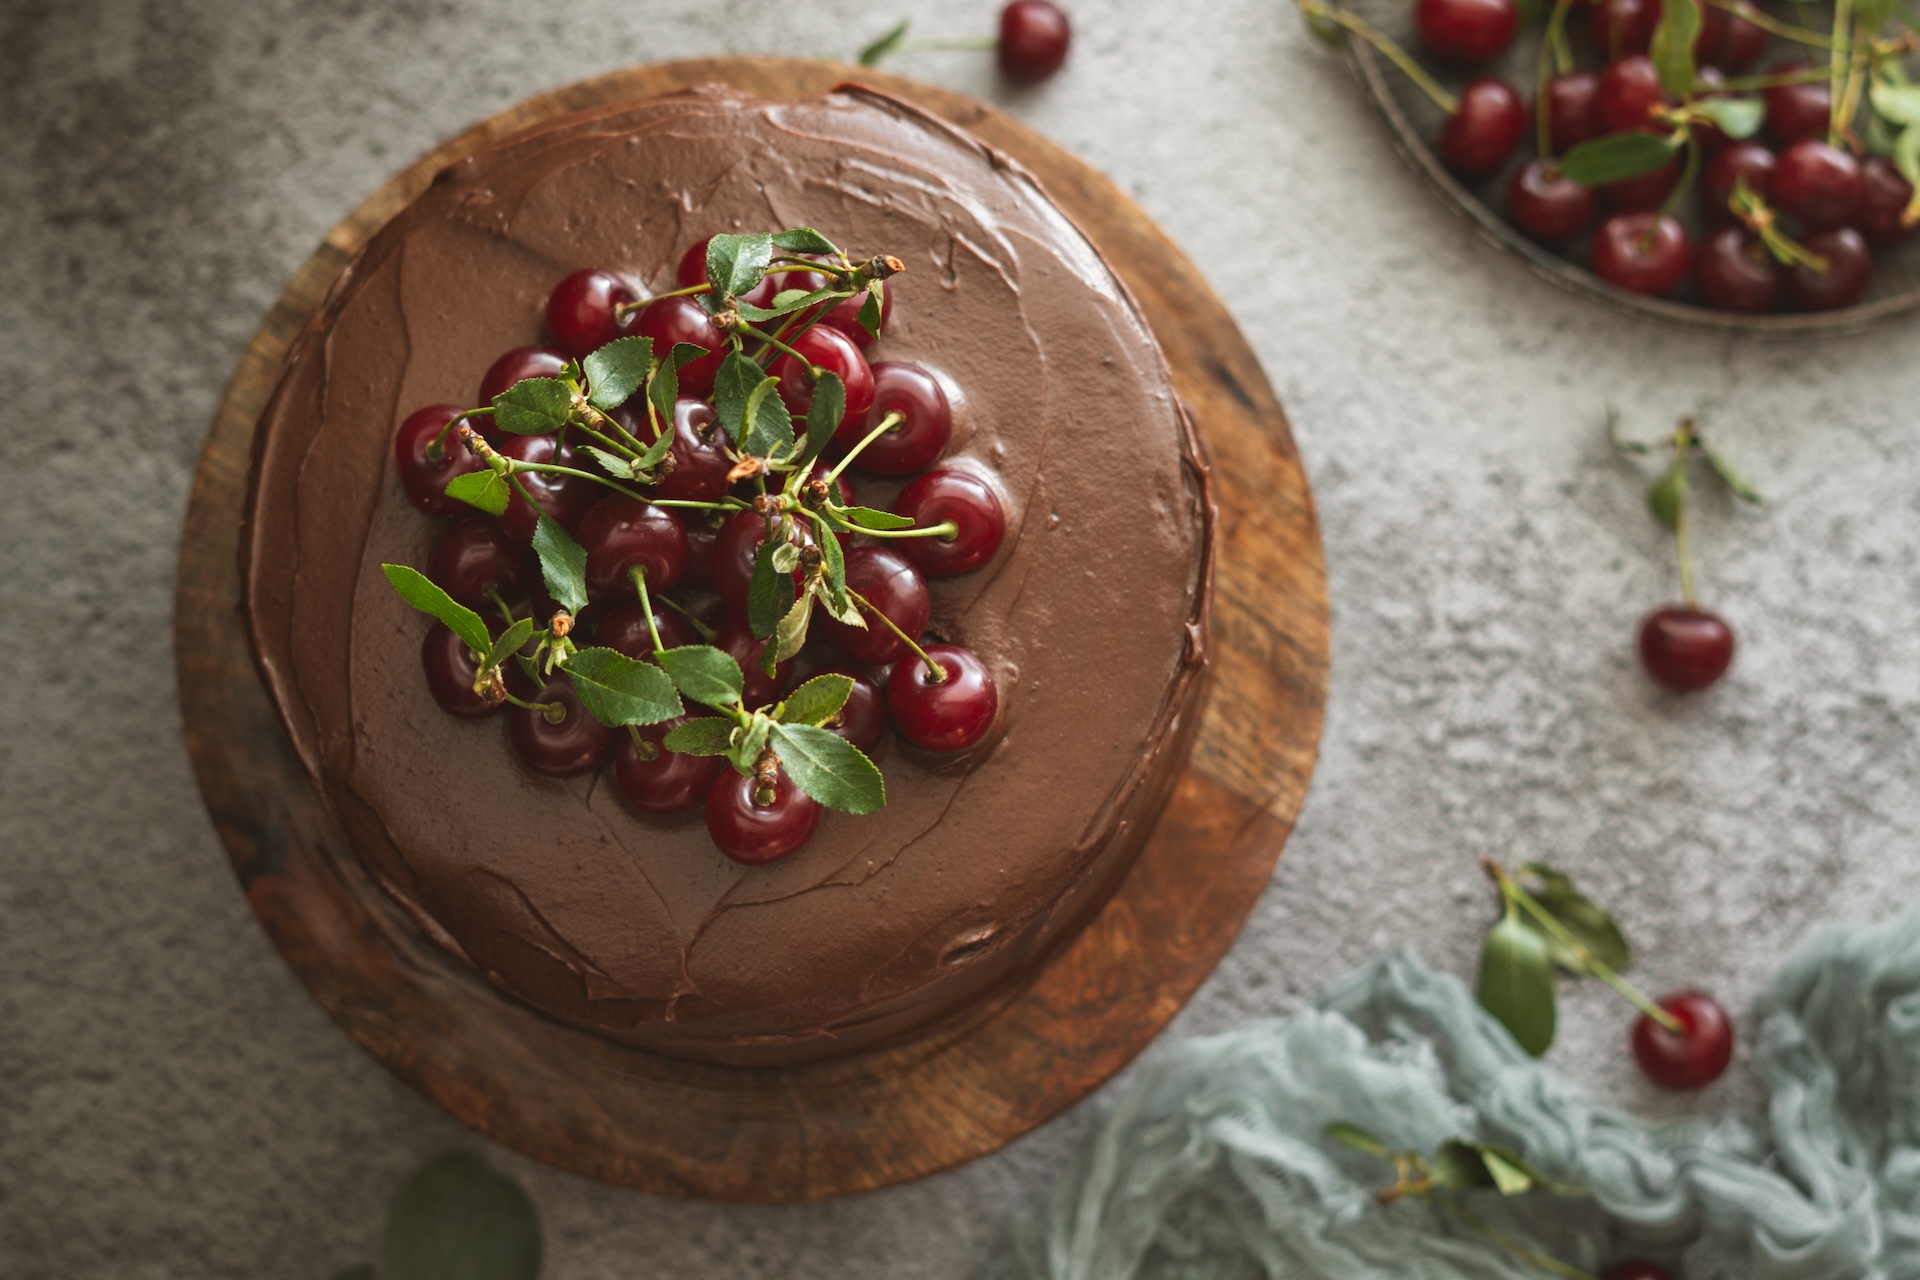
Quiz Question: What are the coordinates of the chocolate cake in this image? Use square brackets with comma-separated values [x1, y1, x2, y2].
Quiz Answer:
[242, 83, 1212, 1066]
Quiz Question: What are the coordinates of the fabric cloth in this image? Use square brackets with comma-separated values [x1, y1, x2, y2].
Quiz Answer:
[984, 903, 1920, 1280]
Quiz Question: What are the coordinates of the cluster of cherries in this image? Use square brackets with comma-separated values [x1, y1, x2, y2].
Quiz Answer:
[393, 245, 1009, 864]
[1389, 0, 1916, 310]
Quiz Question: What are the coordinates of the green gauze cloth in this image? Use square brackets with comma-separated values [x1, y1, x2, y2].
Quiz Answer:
[983, 902, 1920, 1280]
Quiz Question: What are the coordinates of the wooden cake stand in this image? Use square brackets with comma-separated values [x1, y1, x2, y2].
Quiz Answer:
[174, 58, 1329, 1202]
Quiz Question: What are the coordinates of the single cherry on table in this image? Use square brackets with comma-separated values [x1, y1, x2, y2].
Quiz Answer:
[997, 0, 1072, 83]
[1632, 990, 1735, 1089]
[705, 767, 822, 864]
[1638, 606, 1735, 691]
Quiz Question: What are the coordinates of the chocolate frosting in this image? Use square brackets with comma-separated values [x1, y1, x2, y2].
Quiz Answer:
[242, 84, 1212, 1066]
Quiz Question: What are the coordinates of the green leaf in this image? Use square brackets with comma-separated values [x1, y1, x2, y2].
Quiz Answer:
[492, 377, 574, 435]
[734, 285, 845, 323]
[859, 20, 912, 65]
[580, 444, 639, 481]
[1872, 81, 1920, 127]
[445, 468, 510, 516]
[1858, 0, 1900, 31]
[531, 515, 588, 616]
[769, 722, 885, 814]
[482, 617, 535, 675]
[647, 345, 705, 426]
[772, 227, 842, 256]
[1646, 457, 1688, 531]
[1479, 1146, 1539, 1196]
[582, 335, 654, 411]
[1558, 131, 1682, 188]
[657, 644, 745, 709]
[1896, 122, 1920, 188]
[857, 283, 885, 340]
[1691, 96, 1763, 140]
[705, 231, 774, 299]
[1519, 863, 1632, 975]
[739, 372, 796, 458]
[1649, 0, 1701, 99]
[779, 674, 854, 727]
[1699, 442, 1762, 503]
[772, 588, 815, 663]
[839, 505, 915, 531]
[1302, 4, 1343, 44]
[383, 1152, 541, 1280]
[635, 422, 675, 471]
[563, 647, 682, 727]
[382, 565, 492, 656]
[712, 351, 762, 447]
[748, 538, 792, 639]
[663, 717, 736, 756]
[1323, 1121, 1391, 1159]
[1477, 908, 1557, 1057]
[1429, 1141, 1500, 1191]
[802, 370, 845, 463]
[729, 712, 772, 773]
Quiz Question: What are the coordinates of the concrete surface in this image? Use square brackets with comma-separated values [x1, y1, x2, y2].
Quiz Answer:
[6, 0, 1920, 1275]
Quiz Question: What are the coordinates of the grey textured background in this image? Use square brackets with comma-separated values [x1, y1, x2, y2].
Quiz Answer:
[5, 0, 1920, 1275]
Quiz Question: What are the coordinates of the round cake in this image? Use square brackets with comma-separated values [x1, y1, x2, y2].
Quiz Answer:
[241, 83, 1212, 1067]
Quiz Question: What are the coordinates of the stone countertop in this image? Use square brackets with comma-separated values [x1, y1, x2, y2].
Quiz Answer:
[5, 0, 1919, 1275]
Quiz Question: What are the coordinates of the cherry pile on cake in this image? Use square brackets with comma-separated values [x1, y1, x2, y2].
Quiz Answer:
[242, 85, 1211, 1065]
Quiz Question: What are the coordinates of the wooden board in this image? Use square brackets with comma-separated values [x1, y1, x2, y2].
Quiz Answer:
[174, 57, 1328, 1202]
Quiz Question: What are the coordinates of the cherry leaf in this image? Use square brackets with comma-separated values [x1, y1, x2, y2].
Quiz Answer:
[772, 227, 842, 256]
[1558, 131, 1681, 187]
[531, 515, 588, 616]
[1699, 442, 1762, 504]
[580, 444, 639, 482]
[840, 505, 915, 531]
[1871, 82, 1920, 128]
[735, 286, 844, 323]
[481, 617, 535, 677]
[1649, 0, 1701, 99]
[383, 1153, 541, 1280]
[778, 674, 854, 728]
[772, 588, 816, 664]
[857, 283, 885, 339]
[563, 647, 682, 727]
[581, 335, 654, 411]
[712, 351, 762, 447]
[1476, 909, 1558, 1057]
[656, 644, 744, 709]
[705, 232, 774, 299]
[1429, 1141, 1500, 1191]
[768, 722, 885, 814]
[748, 540, 792, 640]
[1691, 96, 1763, 140]
[1646, 457, 1688, 531]
[739, 372, 795, 459]
[859, 20, 911, 65]
[444, 469, 510, 516]
[382, 565, 492, 656]
[1518, 862, 1632, 974]
[729, 713, 772, 775]
[802, 370, 845, 463]
[491, 377, 573, 435]
[662, 717, 735, 756]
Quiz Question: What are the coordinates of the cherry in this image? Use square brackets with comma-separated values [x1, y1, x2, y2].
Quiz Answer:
[1602, 1263, 1674, 1280]
[683, 515, 722, 589]
[615, 397, 733, 502]
[576, 496, 689, 600]
[887, 644, 998, 753]
[1788, 227, 1873, 310]
[1438, 78, 1526, 176]
[1858, 156, 1918, 247]
[394, 404, 484, 519]
[510, 676, 613, 778]
[770, 323, 876, 422]
[1638, 606, 1734, 691]
[593, 599, 696, 659]
[1591, 0, 1655, 56]
[892, 468, 1007, 577]
[1599, 154, 1683, 211]
[811, 664, 887, 751]
[427, 517, 537, 609]
[997, 1, 1071, 84]
[420, 624, 499, 719]
[1632, 990, 1734, 1089]
[1597, 56, 1668, 135]
[1591, 213, 1691, 295]
[820, 547, 932, 665]
[713, 509, 814, 616]
[1507, 160, 1598, 242]
[1694, 226, 1780, 313]
[1763, 62, 1831, 145]
[1416, 0, 1517, 61]
[1701, 142, 1775, 224]
[1544, 72, 1603, 153]
[818, 282, 894, 349]
[1697, 1, 1766, 72]
[545, 269, 638, 359]
[615, 718, 724, 815]
[480, 345, 571, 406]
[714, 611, 792, 709]
[705, 766, 821, 864]
[495, 434, 599, 544]
[631, 295, 727, 397]
[675, 237, 715, 291]
[1772, 140, 1864, 228]
[840, 362, 954, 472]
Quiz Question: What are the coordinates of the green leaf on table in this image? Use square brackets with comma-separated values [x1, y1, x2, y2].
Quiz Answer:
[1691, 96, 1763, 140]
[779, 674, 854, 728]
[1480, 1146, 1540, 1195]
[1872, 82, 1920, 128]
[531, 515, 588, 616]
[1650, 0, 1701, 99]
[772, 588, 816, 664]
[1477, 908, 1557, 1057]
[1323, 1121, 1391, 1159]
[563, 647, 682, 727]
[383, 1152, 541, 1280]
[1519, 863, 1632, 975]
[1698, 441, 1762, 503]
[857, 283, 885, 340]
[492, 377, 574, 435]
[1558, 131, 1682, 188]
[482, 617, 535, 676]
[382, 565, 492, 656]
[582, 335, 653, 411]
[1646, 457, 1688, 531]
[840, 505, 915, 531]
[445, 468, 510, 516]
[663, 716, 736, 756]
[773, 227, 842, 256]
[705, 231, 774, 299]
[739, 372, 795, 459]
[802, 370, 845, 463]
[657, 644, 744, 709]
[1430, 1141, 1500, 1191]
[769, 722, 885, 814]
[859, 19, 911, 65]
[748, 539, 792, 639]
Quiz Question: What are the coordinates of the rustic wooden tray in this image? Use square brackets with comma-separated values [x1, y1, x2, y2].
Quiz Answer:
[174, 57, 1329, 1202]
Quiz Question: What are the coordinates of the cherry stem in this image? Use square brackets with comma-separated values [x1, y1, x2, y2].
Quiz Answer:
[824, 410, 905, 483]
[770, 254, 856, 279]
[501, 689, 563, 722]
[582, 402, 649, 457]
[1297, 1, 1461, 114]
[1658, 134, 1704, 220]
[1537, 0, 1578, 159]
[848, 587, 946, 681]
[656, 593, 718, 642]
[505, 458, 651, 504]
[629, 564, 666, 656]
[483, 583, 517, 629]
[894, 36, 997, 53]
[1706, 0, 1835, 46]
[740, 324, 814, 371]
[614, 282, 710, 318]
[855, 518, 962, 541]
[1830, 0, 1853, 147]
[650, 497, 746, 511]
[1722, 58, 1872, 91]
[431, 407, 490, 457]
[1837, 18, 1872, 148]
[1444, 1203, 1601, 1280]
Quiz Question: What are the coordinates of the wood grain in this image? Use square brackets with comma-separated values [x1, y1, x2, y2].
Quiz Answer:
[174, 57, 1328, 1202]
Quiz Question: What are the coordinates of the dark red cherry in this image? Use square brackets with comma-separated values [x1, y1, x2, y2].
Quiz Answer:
[593, 599, 696, 660]
[713, 510, 813, 616]
[683, 515, 722, 589]
[1599, 153, 1683, 211]
[1694, 226, 1780, 313]
[1858, 156, 1918, 247]
[1543, 72, 1603, 153]
[1632, 990, 1734, 1089]
[495, 434, 599, 544]
[997, 0, 1071, 83]
[840, 362, 954, 472]
[480, 345, 571, 406]
[714, 611, 792, 709]
[770, 323, 875, 422]
[887, 644, 998, 753]
[811, 664, 887, 751]
[1772, 140, 1864, 228]
[1592, 213, 1691, 295]
[891, 468, 1007, 577]
[615, 397, 733, 502]
[1788, 227, 1873, 310]
[705, 766, 820, 864]
[675, 237, 714, 291]
[616, 718, 724, 815]
[1697, 0, 1766, 72]
[818, 281, 894, 348]
[1602, 1262, 1674, 1280]
[1438, 78, 1526, 176]
[1416, 0, 1517, 61]
[576, 497, 689, 600]
[420, 624, 499, 719]
[631, 295, 727, 397]
[510, 676, 613, 778]
[1763, 62, 1831, 145]
[820, 547, 931, 665]
[1507, 160, 1597, 242]
[427, 517, 537, 609]
[394, 404, 484, 518]
[546, 269, 638, 359]
[1638, 606, 1734, 690]
[1591, 0, 1655, 55]
[1701, 142, 1775, 223]
[1598, 55, 1668, 134]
